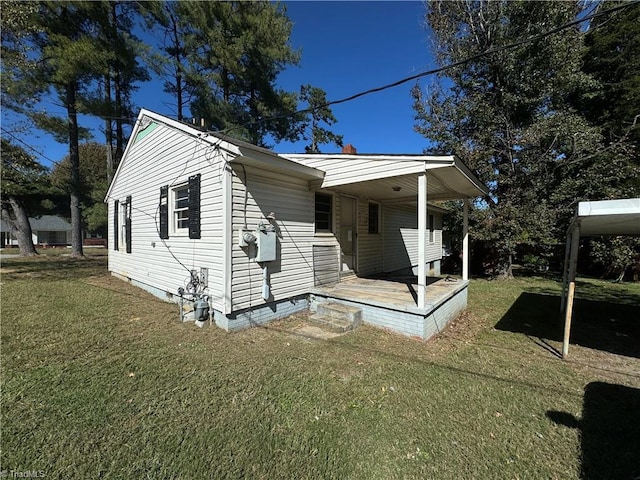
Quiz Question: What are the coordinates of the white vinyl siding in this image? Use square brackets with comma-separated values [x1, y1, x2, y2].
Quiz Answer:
[283, 155, 428, 188]
[230, 165, 316, 311]
[108, 122, 225, 311]
[383, 204, 442, 273]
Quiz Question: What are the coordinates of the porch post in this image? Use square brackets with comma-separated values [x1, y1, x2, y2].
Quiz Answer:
[418, 173, 427, 309]
[462, 198, 469, 281]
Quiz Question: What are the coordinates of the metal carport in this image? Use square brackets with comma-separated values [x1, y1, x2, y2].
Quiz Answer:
[560, 198, 640, 358]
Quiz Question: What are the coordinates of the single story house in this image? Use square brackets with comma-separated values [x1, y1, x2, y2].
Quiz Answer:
[0, 215, 71, 248]
[105, 109, 488, 339]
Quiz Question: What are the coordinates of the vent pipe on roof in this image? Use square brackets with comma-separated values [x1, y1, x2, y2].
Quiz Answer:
[342, 144, 357, 154]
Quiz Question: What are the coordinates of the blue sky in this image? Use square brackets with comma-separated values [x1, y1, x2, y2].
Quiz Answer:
[7, 1, 436, 167]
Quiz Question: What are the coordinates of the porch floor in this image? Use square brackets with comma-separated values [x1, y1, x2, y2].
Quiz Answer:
[310, 275, 469, 339]
[312, 275, 468, 315]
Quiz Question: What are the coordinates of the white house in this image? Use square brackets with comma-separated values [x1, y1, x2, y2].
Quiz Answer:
[106, 109, 488, 339]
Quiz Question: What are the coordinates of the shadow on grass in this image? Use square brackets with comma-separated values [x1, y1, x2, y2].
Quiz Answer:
[547, 382, 640, 480]
[495, 291, 640, 358]
[1, 255, 108, 281]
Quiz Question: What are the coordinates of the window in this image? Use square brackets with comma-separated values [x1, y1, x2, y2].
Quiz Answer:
[159, 174, 201, 240]
[368, 202, 380, 234]
[315, 193, 333, 233]
[173, 184, 189, 232]
[119, 196, 132, 253]
[428, 214, 435, 243]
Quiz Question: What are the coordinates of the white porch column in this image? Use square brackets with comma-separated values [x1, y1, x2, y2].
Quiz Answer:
[418, 173, 427, 309]
[462, 198, 469, 281]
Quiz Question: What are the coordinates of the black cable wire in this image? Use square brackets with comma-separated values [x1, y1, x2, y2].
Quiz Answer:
[212, 0, 638, 138]
[1, 128, 61, 166]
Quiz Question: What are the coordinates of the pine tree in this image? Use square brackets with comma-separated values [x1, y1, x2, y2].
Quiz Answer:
[185, 1, 300, 146]
[298, 85, 343, 153]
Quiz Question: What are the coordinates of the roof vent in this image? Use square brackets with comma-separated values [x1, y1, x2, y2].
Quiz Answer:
[342, 144, 357, 154]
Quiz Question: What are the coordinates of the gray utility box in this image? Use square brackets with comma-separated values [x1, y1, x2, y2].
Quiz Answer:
[255, 230, 277, 262]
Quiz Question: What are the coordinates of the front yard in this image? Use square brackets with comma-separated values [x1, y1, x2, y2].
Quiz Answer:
[1, 251, 638, 479]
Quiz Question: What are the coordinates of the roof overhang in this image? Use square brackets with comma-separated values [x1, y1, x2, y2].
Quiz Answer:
[569, 198, 640, 236]
[230, 148, 325, 181]
[283, 154, 488, 201]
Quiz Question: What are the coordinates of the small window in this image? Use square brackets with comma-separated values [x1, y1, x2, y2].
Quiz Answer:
[120, 201, 129, 251]
[429, 214, 435, 243]
[160, 175, 201, 239]
[172, 184, 189, 233]
[368, 202, 380, 234]
[315, 193, 333, 233]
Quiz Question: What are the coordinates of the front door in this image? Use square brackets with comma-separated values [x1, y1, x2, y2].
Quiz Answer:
[339, 195, 357, 272]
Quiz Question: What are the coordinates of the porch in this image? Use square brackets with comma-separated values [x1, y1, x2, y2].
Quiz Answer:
[310, 275, 469, 340]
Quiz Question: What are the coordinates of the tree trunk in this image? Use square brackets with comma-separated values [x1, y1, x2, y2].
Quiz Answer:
[2, 198, 38, 256]
[66, 82, 84, 257]
[170, 12, 184, 122]
[105, 73, 115, 184]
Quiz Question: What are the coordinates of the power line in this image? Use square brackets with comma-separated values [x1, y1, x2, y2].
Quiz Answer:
[213, 0, 638, 138]
[1, 127, 61, 167]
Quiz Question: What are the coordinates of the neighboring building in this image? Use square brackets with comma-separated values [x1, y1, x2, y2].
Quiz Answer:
[106, 109, 488, 339]
[1, 215, 71, 248]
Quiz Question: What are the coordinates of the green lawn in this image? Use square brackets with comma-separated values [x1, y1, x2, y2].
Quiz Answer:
[1, 252, 639, 479]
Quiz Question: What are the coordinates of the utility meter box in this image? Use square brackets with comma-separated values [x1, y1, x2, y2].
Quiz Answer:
[255, 230, 277, 262]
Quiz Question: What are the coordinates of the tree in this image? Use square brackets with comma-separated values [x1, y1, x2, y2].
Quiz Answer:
[298, 84, 343, 153]
[50, 143, 109, 238]
[141, 1, 197, 123]
[185, 1, 301, 146]
[0, 1, 41, 117]
[413, 1, 630, 277]
[0, 140, 51, 256]
[90, 1, 149, 182]
[15, 2, 116, 257]
[581, 1, 640, 153]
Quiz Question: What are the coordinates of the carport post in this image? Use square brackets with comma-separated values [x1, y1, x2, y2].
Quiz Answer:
[562, 224, 580, 358]
[560, 232, 572, 312]
[463, 198, 469, 281]
[417, 173, 427, 309]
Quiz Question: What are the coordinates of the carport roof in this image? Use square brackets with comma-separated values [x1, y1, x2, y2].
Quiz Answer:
[570, 198, 640, 236]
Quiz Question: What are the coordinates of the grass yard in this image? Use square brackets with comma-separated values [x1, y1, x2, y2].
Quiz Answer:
[1, 251, 639, 479]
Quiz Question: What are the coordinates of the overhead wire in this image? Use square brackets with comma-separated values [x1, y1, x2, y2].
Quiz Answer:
[211, 0, 638, 139]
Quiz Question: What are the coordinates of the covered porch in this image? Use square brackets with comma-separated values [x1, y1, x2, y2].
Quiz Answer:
[298, 153, 489, 339]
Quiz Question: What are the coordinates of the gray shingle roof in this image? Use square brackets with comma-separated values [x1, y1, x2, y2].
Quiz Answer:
[0, 215, 71, 232]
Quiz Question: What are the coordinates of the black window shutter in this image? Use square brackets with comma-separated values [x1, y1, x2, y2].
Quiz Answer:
[188, 174, 201, 239]
[113, 200, 119, 251]
[125, 196, 132, 253]
[159, 185, 169, 239]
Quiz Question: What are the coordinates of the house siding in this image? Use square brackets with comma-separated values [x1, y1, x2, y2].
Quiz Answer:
[282, 155, 425, 187]
[230, 165, 316, 312]
[382, 204, 442, 273]
[108, 122, 225, 310]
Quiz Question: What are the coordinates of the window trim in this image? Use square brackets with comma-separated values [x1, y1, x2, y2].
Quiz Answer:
[314, 192, 334, 234]
[171, 183, 190, 235]
[119, 199, 130, 252]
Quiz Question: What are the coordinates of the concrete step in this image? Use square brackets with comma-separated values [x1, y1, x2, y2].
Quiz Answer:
[308, 314, 354, 333]
[317, 302, 362, 326]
